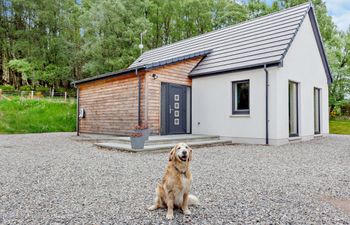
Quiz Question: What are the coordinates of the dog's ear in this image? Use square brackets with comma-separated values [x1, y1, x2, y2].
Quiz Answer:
[168, 146, 176, 161]
[188, 146, 193, 161]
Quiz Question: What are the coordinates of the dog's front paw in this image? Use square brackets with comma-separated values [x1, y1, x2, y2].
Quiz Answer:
[148, 205, 157, 211]
[166, 213, 174, 220]
[183, 209, 191, 215]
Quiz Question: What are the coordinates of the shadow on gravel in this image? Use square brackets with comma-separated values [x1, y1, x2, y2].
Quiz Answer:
[322, 197, 350, 215]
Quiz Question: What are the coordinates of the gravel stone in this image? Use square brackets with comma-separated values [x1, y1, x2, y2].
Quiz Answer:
[0, 133, 350, 224]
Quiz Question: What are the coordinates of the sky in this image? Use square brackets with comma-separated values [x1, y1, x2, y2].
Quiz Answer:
[261, 0, 350, 32]
[325, 0, 350, 32]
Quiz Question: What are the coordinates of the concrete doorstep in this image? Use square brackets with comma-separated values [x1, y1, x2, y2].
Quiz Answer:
[76, 134, 233, 152]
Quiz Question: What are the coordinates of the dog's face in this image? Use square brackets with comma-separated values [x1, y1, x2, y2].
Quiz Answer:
[169, 143, 192, 162]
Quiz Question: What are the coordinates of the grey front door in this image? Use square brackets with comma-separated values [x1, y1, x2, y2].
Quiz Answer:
[161, 83, 188, 135]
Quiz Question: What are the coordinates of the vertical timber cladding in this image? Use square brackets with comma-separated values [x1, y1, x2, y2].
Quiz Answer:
[145, 56, 203, 134]
[78, 72, 147, 135]
[77, 56, 202, 135]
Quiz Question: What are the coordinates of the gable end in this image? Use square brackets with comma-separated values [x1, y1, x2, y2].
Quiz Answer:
[307, 7, 333, 84]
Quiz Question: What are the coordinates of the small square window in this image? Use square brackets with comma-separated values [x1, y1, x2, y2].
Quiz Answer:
[232, 80, 250, 114]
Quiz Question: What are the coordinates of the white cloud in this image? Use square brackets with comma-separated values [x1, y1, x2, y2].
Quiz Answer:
[325, 0, 350, 31]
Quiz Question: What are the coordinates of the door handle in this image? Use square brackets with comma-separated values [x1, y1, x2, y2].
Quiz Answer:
[169, 106, 174, 114]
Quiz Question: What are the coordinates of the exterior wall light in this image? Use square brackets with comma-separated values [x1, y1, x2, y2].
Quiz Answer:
[152, 74, 159, 80]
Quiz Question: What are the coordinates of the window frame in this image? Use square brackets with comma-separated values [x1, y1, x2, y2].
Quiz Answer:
[314, 87, 321, 135]
[232, 79, 250, 115]
[288, 81, 299, 137]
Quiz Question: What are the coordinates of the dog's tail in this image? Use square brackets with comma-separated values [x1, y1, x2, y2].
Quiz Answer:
[188, 194, 200, 206]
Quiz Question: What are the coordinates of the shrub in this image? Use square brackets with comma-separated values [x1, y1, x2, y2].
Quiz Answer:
[134, 124, 148, 130]
[341, 102, 350, 117]
[130, 132, 143, 137]
[35, 91, 43, 97]
[55, 87, 66, 93]
[19, 85, 33, 91]
[330, 110, 337, 119]
[0, 85, 15, 91]
[66, 89, 76, 97]
[35, 86, 50, 93]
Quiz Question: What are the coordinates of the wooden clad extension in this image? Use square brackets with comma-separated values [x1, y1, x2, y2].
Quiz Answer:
[78, 72, 146, 135]
[77, 57, 202, 135]
[145, 57, 202, 134]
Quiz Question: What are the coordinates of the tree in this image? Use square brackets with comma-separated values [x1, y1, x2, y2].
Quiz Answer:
[328, 29, 350, 110]
[80, 0, 149, 76]
[0, 0, 348, 110]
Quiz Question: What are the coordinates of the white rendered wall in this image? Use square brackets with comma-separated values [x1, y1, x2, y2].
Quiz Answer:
[192, 14, 329, 145]
[192, 68, 278, 144]
[274, 13, 329, 143]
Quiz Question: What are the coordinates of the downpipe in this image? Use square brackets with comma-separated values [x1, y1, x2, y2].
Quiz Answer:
[264, 64, 269, 145]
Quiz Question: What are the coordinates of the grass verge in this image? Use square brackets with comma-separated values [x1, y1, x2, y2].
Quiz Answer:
[329, 120, 350, 135]
[0, 97, 76, 134]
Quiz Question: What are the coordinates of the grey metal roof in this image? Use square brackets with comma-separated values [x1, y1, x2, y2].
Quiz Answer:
[129, 3, 312, 76]
[142, 50, 212, 69]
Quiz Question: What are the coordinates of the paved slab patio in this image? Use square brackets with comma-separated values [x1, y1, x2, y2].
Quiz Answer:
[0, 133, 349, 224]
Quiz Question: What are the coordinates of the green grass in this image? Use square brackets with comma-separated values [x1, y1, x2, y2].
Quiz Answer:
[0, 97, 76, 134]
[330, 120, 350, 135]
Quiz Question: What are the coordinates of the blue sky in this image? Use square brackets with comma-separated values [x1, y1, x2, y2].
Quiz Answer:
[325, 0, 350, 31]
[254, 0, 350, 31]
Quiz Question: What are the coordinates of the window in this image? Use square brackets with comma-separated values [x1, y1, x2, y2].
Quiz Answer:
[232, 80, 250, 114]
[314, 88, 321, 134]
[289, 81, 299, 137]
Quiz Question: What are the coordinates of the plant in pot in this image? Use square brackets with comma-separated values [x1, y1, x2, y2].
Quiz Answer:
[130, 132, 145, 149]
[134, 124, 151, 140]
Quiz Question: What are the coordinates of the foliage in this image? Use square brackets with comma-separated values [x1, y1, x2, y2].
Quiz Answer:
[19, 85, 33, 91]
[0, 97, 76, 134]
[35, 86, 50, 93]
[134, 124, 149, 130]
[8, 59, 33, 83]
[0, 0, 349, 108]
[341, 102, 350, 116]
[0, 85, 15, 91]
[329, 120, 350, 135]
[130, 132, 143, 137]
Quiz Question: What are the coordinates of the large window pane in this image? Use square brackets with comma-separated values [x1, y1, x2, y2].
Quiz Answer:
[314, 88, 321, 134]
[289, 81, 298, 137]
[236, 82, 249, 110]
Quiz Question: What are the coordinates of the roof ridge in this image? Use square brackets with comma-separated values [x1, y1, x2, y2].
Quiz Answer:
[136, 2, 311, 59]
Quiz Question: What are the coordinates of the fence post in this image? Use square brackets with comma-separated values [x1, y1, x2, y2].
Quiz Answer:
[31, 90, 34, 99]
[0, 89, 2, 99]
[64, 92, 67, 102]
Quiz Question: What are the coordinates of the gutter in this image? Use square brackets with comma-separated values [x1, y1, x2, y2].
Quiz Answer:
[136, 68, 141, 126]
[264, 64, 269, 145]
[71, 66, 146, 86]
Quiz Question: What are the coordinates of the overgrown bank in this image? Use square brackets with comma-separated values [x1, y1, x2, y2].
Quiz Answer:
[0, 98, 76, 134]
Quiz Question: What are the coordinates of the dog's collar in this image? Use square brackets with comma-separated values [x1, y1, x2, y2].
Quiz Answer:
[174, 165, 186, 176]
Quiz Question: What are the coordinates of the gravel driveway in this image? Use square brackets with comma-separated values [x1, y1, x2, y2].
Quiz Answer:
[0, 133, 350, 224]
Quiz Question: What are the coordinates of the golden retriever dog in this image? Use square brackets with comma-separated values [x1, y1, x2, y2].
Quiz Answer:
[148, 143, 199, 220]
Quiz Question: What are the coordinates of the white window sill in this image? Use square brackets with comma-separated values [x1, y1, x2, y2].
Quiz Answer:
[289, 136, 301, 141]
[314, 134, 323, 137]
[230, 114, 250, 118]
